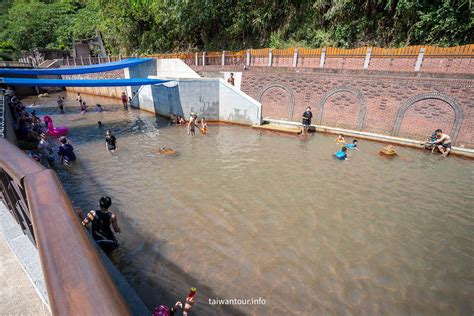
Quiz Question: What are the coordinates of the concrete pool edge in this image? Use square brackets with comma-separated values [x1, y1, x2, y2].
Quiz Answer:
[261, 118, 474, 158]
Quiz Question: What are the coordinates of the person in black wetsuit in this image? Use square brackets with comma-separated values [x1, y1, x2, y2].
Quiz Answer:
[82, 196, 121, 250]
[105, 129, 117, 152]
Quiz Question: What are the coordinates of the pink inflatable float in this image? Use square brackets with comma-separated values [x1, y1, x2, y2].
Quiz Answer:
[43, 115, 69, 136]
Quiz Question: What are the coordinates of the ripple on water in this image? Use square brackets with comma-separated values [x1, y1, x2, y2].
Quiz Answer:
[30, 98, 474, 315]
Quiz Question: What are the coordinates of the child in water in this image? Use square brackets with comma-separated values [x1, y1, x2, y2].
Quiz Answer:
[200, 117, 208, 134]
[336, 134, 345, 143]
[345, 139, 359, 150]
[334, 146, 348, 160]
[105, 130, 117, 152]
[188, 113, 198, 136]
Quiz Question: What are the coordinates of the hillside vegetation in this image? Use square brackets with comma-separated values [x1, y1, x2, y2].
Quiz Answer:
[0, 0, 472, 58]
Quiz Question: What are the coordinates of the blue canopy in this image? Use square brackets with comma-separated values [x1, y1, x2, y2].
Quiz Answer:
[0, 77, 171, 87]
[0, 58, 152, 75]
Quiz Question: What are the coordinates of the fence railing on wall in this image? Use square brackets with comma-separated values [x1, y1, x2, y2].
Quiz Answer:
[0, 98, 131, 315]
[49, 44, 473, 73]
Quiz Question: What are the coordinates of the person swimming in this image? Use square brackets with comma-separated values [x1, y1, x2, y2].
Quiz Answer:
[334, 146, 348, 160]
[345, 139, 359, 150]
[98, 121, 103, 128]
[82, 196, 121, 251]
[336, 134, 345, 143]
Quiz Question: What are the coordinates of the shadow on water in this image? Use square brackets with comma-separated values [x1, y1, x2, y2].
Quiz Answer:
[53, 114, 246, 315]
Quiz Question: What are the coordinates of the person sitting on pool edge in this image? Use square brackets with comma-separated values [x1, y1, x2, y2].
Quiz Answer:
[95, 104, 103, 112]
[58, 136, 76, 165]
[345, 139, 359, 150]
[431, 129, 451, 156]
[82, 196, 121, 251]
[336, 134, 345, 143]
[334, 146, 348, 160]
[105, 129, 117, 152]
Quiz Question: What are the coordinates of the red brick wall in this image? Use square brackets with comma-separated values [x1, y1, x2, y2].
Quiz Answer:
[239, 67, 474, 148]
[398, 99, 456, 140]
[260, 86, 293, 120]
[321, 92, 360, 129]
[421, 57, 474, 74]
[272, 56, 293, 67]
[325, 57, 366, 70]
[368, 57, 416, 72]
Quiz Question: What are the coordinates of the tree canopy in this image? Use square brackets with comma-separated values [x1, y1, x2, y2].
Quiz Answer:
[1, 0, 472, 58]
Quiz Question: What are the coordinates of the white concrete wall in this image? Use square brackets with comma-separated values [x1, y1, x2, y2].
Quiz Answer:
[219, 79, 260, 125]
[138, 77, 261, 125]
[155, 59, 201, 79]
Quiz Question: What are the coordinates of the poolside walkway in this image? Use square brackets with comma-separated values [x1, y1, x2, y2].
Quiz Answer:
[0, 202, 49, 316]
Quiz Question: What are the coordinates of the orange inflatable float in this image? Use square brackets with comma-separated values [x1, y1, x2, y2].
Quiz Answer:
[379, 145, 397, 157]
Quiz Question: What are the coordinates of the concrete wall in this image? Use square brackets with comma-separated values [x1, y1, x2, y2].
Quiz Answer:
[155, 59, 201, 79]
[147, 79, 220, 120]
[139, 77, 261, 125]
[219, 79, 260, 125]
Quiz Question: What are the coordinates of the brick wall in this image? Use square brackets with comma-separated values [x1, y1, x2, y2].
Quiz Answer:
[238, 67, 473, 148]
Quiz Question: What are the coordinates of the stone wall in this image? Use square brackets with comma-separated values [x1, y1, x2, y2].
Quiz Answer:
[63, 70, 126, 99]
[237, 67, 473, 147]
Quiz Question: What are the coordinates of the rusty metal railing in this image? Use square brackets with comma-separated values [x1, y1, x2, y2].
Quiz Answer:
[0, 129, 130, 315]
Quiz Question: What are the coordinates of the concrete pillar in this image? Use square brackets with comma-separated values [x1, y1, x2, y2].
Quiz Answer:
[66, 57, 69, 66]
[107, 56, 111, 63]
[88, 55, 92, 65]
[119, 55, 122, 61]
[202, 51, 206, 66]
[293, 48, 298, 67]
[320, 48, 326, 68]
[98, 56, 102, 64]
[363, 47, 372, 69]
[73, 58, 77, 66]
[246, 49, 251, 66]
[222, 51, 225, 66]
[80, 56, 84, 65]
[268, 49, 273, 67]
[194, 52, 198, 65]
[415, 48, 425, 71]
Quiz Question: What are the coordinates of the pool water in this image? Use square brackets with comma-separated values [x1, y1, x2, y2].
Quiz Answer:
[28, 93, 473, 315]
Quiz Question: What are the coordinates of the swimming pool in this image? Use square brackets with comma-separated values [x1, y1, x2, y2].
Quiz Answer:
[28, 93, 473, 315]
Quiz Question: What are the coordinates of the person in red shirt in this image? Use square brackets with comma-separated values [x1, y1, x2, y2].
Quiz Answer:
[121, 92, 128, 110]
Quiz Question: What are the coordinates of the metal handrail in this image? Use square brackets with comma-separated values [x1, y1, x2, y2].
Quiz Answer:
[0, 137, 131, 316]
